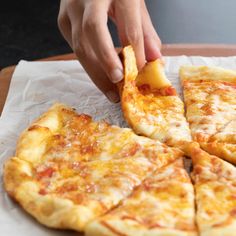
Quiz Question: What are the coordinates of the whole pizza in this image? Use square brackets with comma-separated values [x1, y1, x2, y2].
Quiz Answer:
[3, 46, 236, 236]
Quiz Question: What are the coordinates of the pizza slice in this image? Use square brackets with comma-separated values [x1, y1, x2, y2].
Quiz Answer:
[120, 46, 192, 148]
[189, 142, 236, 236]
[180, 65, 236, 164]
[85, 158, 197, 236]
[3, 103, 182, 232]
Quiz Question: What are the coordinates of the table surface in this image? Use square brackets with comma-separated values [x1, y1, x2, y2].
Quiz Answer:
[1, 44, 236, 116]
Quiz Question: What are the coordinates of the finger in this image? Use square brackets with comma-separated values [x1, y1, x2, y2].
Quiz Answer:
[57, 0, 72, 48]
[115, 0, 145, 69]
[79, 55, 120, 103]
[64, 1, 120, 102]
[141, 0, 162, 61]
[82, 1, 123, 84]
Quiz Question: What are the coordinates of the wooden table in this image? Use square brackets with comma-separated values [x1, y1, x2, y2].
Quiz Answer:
[1, 44, 236, 116]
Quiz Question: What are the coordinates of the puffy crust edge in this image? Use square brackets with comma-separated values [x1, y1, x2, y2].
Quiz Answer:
[15, 103, 75, 163]
[3, 156, 103, 231]
[180, 65, 236, 83]
[120, 46, 140, 135]
[4, 103, 105, 231]
[200, 142, 236, 165]
[85, 220, 198, 236]
[200, 221, 236, 236]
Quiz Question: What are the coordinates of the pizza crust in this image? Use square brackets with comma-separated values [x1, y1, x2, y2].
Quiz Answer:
[200, 142, 236, 165]
[180, 65, 236, 83]
[200, 222, 236, 236]
[3, 104, 104, 230]
[86, 221, 197, 236]
[15, 103, 70, 163]
[4, 157, 95, 230]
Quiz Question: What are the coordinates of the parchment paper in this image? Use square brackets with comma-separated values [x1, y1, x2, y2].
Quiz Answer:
[1, 56, 236, 235]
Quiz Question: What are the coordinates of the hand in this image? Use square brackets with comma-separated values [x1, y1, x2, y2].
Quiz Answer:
[58, 0, 162, 102]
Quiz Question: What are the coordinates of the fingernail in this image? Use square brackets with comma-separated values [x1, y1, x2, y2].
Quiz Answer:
[106, 90, 120, 103]
[110, 68, 123, 83]
[145, 37, 163, 61]
[157, 48, 163, 59]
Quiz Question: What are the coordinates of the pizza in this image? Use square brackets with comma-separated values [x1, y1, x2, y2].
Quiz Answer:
[4, 45, 236, 235]
[120, 46, 192, 148]
[189, 142, 236, 236]
[3, 103, 182, 232]
[180, 65, 236, 164]
[85, 158, 197, 236]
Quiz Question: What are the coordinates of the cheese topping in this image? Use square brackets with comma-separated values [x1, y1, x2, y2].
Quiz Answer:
[3, 103, 182, 232]
[180, 65, 236, 164]
[190, 146, 236, 235]
[86, 159, 197, 236]
[121, 46, 192, 148]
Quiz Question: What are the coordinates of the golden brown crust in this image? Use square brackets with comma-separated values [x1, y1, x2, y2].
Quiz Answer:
[3, 157, 32, 198]
[15, 103, 73, 163]
[180, 65, 236, 83]
[200, 142, 236, 165]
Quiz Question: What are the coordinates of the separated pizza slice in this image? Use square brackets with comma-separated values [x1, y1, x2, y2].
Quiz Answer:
[85, 158, 197, 236]
[3, 103, 182, 232]
[180, 65, 236, 164]
[120, 46, 192, 148]
[189, 142, 236, 236]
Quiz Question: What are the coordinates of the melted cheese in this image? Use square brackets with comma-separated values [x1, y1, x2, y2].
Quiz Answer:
[4, 103, 183, 232]
[181, 66, 236, 164]
[121, 46, 192, 148]
[136, 59, 171, 89]
[86, 158, 197, 236]
[190, 147, 236, 235]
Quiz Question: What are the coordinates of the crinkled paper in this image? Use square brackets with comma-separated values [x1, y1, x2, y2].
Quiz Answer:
[1, 56, 236, 235]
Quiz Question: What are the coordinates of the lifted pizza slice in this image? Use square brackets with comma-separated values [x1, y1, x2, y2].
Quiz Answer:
[3, 103, 182, 232]
[120, 46, 191, 148]
[180, 65, 236, 164]
[86, 158, 197, 236]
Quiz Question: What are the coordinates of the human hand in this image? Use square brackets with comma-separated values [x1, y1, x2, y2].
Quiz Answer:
[58, 0, 162, 102]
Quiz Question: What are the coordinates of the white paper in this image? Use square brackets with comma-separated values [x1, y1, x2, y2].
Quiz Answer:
[1, 56, 236, 235]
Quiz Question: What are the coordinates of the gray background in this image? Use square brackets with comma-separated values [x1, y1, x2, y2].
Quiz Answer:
[147, 0, 236, 44]
[111, 0, 236, 45]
